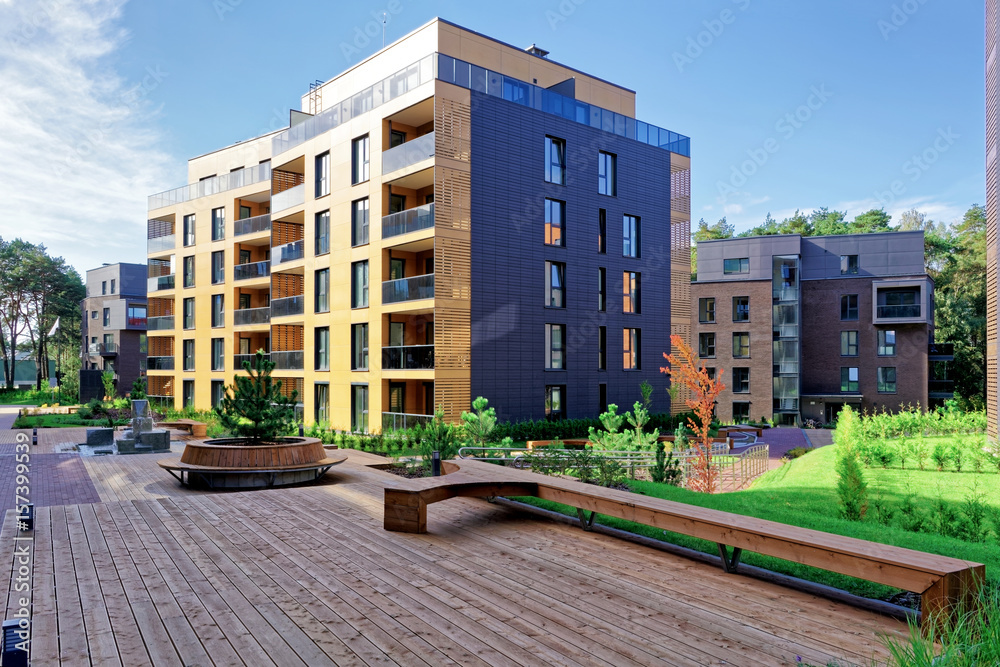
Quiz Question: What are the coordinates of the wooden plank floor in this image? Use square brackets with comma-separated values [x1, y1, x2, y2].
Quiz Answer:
[0, 458, 908, 666]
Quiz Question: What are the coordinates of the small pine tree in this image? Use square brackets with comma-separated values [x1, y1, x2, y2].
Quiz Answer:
[214, 350, 298, 445]
[834, 405, 868, 521]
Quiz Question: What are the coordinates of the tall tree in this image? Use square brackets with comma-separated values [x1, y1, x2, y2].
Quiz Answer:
[810, 207, 848, 236]
[848, 208, 893, 233]
[691, 217, 734, 277]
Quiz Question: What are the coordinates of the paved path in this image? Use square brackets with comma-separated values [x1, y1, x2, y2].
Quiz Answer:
[0, 406, 20, 431]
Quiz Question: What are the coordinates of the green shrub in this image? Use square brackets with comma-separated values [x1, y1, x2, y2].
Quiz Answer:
[932, 443, 951, 472]
[213, 351, 298, 444]
[834, 406, 868, 521]
[784, 447, 813, 460]
[650, 440, 682, 486]
[419, 408, 462, 467]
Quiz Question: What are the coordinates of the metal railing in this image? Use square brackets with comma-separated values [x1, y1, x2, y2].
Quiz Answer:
[929, 343, 955, 357]
[271, 350, 303, 370]
[270, 295, 304, 318]
[877, 304, 921, 319]
[234, 213, 271, 236]
[233, 353, 269, 369]
[273, 239, 305, 264]
[381, 345, 434, 370]
[147, 234, 175, 254]
[148, 162, 271, 210]
[147, 275, 175, 292]
[234, 307, 271, 326]
[382, 274, 434, 304]
[147, 395, 174, 408]
[382, 202, 434, 239]
[382, 412, 434, 431]
[100, 342, 118, 355]
[147, 316, 174, 331]
[717, 444, 770, 492]
[382, 132, 435, 175]
[271, 183, 305, 213]
[234, 261, 270, 281]
[147, 356, 174, 371]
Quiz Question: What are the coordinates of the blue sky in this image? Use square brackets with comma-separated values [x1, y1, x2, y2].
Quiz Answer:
[0, 0, 984, 274]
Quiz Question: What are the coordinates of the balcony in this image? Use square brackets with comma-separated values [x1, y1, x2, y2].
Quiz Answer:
[271, 183, 304, 214]
[148, 275, 175, 292]
[929, 380, 955, 396]
[382, 345, 435, 370]
[234, 214, 271, 237]
[929, 343, 954, 357]
[148, 162, 271, 210]
[147, 234, 175, 255]
[271, 296, 304, 318]
[383, 274, 434, 304]
[271, 350, 304, 370]
[100, 343, 118, 356]
[234, 353, 269, 369]
[876, 305, 921, 319]
[234, 261, 270, 281]
[234, 307, 271, 326]
[273, 239, 305, 265]
[147, 316, 174, 331]
[382, 132, 435, 175]
[147, 356, 175, 371]
[382, 412, 434, 432]
[383, 203, 434, 240]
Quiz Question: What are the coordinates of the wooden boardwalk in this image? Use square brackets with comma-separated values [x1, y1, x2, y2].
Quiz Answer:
[0, 456, 908, 666]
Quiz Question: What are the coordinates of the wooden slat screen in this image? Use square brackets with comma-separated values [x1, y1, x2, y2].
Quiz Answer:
[148, 297, 174, 318]
[670, 156, 693, 415]
[272, 170, 304, 195]
[271, 324, 303, 352]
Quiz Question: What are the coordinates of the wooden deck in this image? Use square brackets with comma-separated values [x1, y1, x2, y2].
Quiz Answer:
[0, 457, 907, 666]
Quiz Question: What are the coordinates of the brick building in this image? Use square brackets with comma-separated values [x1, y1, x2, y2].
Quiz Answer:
[81, 263, 148, 398]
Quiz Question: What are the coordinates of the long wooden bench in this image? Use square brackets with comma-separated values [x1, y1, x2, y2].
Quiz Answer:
[384, 459, 983, 625]
[157, 419, 208, 438]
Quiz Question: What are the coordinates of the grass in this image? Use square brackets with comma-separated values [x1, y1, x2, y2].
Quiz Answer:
[0, 390, 75, 406]
[514, 442, 1000, 600]
[12, 414, 126, 428]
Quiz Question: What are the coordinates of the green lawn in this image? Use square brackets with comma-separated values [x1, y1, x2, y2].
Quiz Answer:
[12, 414, 125, 429]
[515, 442, 1000, 600]
[0, 391, 74, 406]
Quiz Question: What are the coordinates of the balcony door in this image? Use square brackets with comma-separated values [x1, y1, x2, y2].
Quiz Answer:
[239, 249, 251, 265]
[389, 322, 404, 347]
[389, 258, 405, 281]
[389, 194, 406, 214]
[423, 382, 434, 415]
[389, 382, 405, 414]
[239, 293, 252, 310]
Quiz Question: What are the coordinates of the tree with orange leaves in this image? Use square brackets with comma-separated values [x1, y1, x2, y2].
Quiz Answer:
[661, 334, 726, 493]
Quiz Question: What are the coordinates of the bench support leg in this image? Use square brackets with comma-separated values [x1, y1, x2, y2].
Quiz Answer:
[384, 491, 427, 533]
[576, 508, 597, 531]
[921, 566, 984, 631]
[717, 544, 743, 574]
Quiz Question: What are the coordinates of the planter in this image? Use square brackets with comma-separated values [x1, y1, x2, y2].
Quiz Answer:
[170, 437, 341, 489]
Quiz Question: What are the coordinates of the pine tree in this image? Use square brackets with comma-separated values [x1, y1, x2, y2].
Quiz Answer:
[214, 350, 298, 444]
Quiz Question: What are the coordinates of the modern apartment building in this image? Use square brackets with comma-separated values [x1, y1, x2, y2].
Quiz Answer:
[691, 231, 952, 425]
[81, 263, 148, 397]
[144, 18, 691, 430]
[987, 0, 999, 440]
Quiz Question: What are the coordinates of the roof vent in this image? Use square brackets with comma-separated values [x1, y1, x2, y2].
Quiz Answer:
[525, 43, 549, 58]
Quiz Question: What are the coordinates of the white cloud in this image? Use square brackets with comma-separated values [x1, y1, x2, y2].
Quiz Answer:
[0, 0, 173, 275]
[832, 196, 968, 226]
[723, 203, 744, 215]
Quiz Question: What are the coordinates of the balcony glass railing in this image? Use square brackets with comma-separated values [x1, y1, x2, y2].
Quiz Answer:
[271, 183, 305, 213]
[270, 295, 304, 318]
[929, 343, 955, 357]
[233, 353, 269, 369]
[148, 162, 272, 210]
[147, 356, 175, 371]
[234, 213, 271, 236]
[100, 343, 118, 355]
[271, 350, 304, 370]
[147, 316, 174, 331]
[382, 345, 434, 370]
[233, 307, 271, 326]
[273, 239, 305, 264]
[382, 203, 434, 239]
[148, 275, 175, 292]
[234, 261, 270, 281]
[383, 274, 434, 304]
[147, 234, 175, 254]
[929, 380, 955, 394]
[382, 132, 435, 175]
[382, 412, 434, 431]
[876, 305, 921, 319]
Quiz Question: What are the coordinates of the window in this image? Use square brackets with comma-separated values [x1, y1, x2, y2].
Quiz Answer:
[389, 193, 406, 214]
[389, 130, 406, 147]
[212, 207, 225, 241]
[315, 269, 329, 313]
[877, 367, 897, 393]
[103, 308, 110, 327]
[733, 402, 751, 422]
[598, 268, 606, 311]
[598, 326, 606, 370]
[239, 205, 251, 219]
[315, 383, 329, 424]
[351, 135, 369, 184]
[183, 380, 195, 408]
[598, 151, 617, 196]
[840, 254, 859, 275]
[623, 328, 641, 370]
[103, 333, 114, 349]
[211, 380, 226, 407]
[598, 208, 606, 253]
[699, 298, 716, 323]
[211, 338, 224, 371]
[315, 151, 330, 197]
[841, 367, 859, 393]
[351, 198, 369, 247]
[544, 136, 565, 185]
[623, 215, 640, 258]
[315, 327, 329, 371]
[841, 331, 858, 356]
[110, 279, 116, 294]
[211, 251, 224, 284]
[699, 332, 716, 358]
[544, 198, 565, 246]
[183, 297, 194, 329]
[183, 214, 195, 246]
[351, 261, 369, 308]
[623, 271, 640, 314]
[91, 310, 97, 319]
[599, 383, 607, 414]
[210, 294, 224, 327]
[878, 330, 896, 356]
[841, 294, 859, 321]
[877, 287, 921, 318]
[101, 281, 107, 295]
[183, 340, 195, 371]
[183, 256, 195, 288]
[704, 367, 717, 380]
[139, 334, 147, 354]
[351, 323, 368, 370]
[732, 296, 749, 322]
[351, 384, 368, 433]
[545, 385, 566, 420]
[545, 324, 565, 370]
[315, 210, 330, 255]
[733, 332, 750, 358]
[723, 258, 749, 274]
[732, 367, 750, 393]
[545, 261, 565, 308]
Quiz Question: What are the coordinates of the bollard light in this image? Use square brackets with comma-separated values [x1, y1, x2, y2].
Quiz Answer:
[431, 451, 441, 477]
[298, 423, 305, 437]
[31, 428, 37, 447]
[2, 619, 28, 667]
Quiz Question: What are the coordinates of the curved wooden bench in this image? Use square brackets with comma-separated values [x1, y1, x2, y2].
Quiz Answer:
[158, 419, 208, 438]
[158, 455, 346, 489]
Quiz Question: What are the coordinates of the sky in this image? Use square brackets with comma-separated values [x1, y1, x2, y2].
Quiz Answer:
[0, 0, 985, 276]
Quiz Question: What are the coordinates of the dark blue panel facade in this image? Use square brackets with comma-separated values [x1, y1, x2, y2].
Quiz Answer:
[468, 91, 674, 422]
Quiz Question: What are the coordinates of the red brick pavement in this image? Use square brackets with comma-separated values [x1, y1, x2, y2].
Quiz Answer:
[0, 453, 102, 510]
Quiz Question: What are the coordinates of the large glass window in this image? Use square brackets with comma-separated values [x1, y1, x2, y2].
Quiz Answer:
[183, 297, 194, 329]
[352, 198, 369, 247]
[315, 327, 329, 371]
[699, 297, 716, 323]
[351, 384, 368, 433]
[841, 367, 859, 393]
[623, 215, 640, 258]
[351, 261, 369, 308]
[598, 268, 606, 311]
[598, 326, 606, 370]
[732, 296, 749, 322]
[211, 294, 224, 327]
[315, 151, 330, 197]
[183, 339, 195, 371]
[183, 214, 195, 246]
[723, 258, 749, 274]
[211, 380, 225, 407]
[351, 323, 368, 370]
[315, 383, 329, 424]
[598, 151, 617, 196]
[623, 328, 641, 370]
[315, 269, 329, 313]
[877, 288, 921, 318]
[183, 256, 195, 288]
[212, 207, 225, 241]
[183, 380, 194, 408]
[544, 198, 565, 246]
[878, 330, 896, 356]
[352, 135, 370, 184]
[732, 367, 750, 393]
[545, 324, 565, 370]
[840, 254, 859, 275]
[211, 251, 224, 284]
[841, 294, 859, 321]
[315, 210, 330, 255]
[841, 331, 858, 356]
[211, 338, 224, 371]
[623, 271, 640, 314]
[103, 308, 110, 327]
[545, 261, 565, 308]
[733, 332, 750, 358]
[877, 367, 897, 393]
[598, 208, 606, 254]
[544, 136, 566, 185]
[139, 333, 147, 354]
[733, 402, 751, 422]
[699, 332, 715, 358]
[545, 385, 565, 420]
